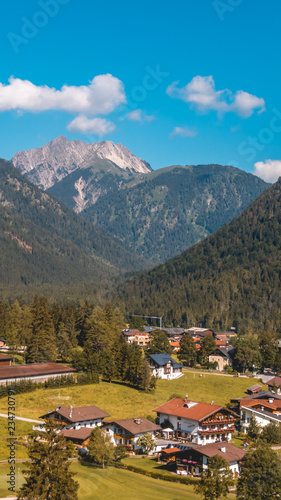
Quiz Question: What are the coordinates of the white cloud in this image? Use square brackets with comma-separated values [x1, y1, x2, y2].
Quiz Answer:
[170, 126, 197, 138]
[253, 159, 281, 183]
[126, 109, 155, 123]
[67, 115, 115, 136]
[0, 75, 126, 115]
[167, 75, 265, 117]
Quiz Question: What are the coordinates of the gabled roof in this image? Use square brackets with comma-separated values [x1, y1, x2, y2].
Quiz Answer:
[267, 376, 281, 387]
[193, 442, 245, 463]
[153, 398, 226, 422]
[0, 363, 76, 380]
[241, 405, 281, 422]
[59, 427, 92, 442]
[104, 417, 161, 435]
[147, 353, 183, 369]
[0, 354, 12, 361]
[247, 384, 262, 392]
[40, 405, 110, 423]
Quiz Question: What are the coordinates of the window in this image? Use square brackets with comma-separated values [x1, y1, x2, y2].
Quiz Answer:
[177, 417, 181, 420]
[177, 422, 181, 430]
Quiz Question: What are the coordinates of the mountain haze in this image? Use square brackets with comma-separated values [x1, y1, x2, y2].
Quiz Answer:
[117, 178, 281, 330]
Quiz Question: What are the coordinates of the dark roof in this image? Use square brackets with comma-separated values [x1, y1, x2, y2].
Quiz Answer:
[104, 417, 161, 435]
[0, 363, 76, 380]
[193, 442, 245, 463]
[147, 354, 183, 369]
[247, 384, 262, 392]
[267, 376, 281, 387]
[59, 427, 92, 442]
[0, 354, 12, 361]
[41, 405, 110, 423]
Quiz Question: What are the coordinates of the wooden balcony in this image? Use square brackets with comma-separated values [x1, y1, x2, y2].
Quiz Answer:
[199, 426, 235, 435]
[202, 418, 235, 426]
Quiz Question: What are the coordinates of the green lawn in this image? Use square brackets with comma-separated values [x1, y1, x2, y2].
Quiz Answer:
[122, 456, 175, 476]
[0, 462, 232, 500]
[0, 418, 32, 461]
[0, 372, 264, 423]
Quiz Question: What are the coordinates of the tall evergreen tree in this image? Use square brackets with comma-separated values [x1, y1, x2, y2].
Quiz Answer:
[18, 420, 79, 500]
[194, 455, 233, 500]
[237, 443, 281, 499]
[147, 330, 172, 355]
[87, 427, 114, 469]
[178, 334, 197, 366]
[26, 296, 56, 363]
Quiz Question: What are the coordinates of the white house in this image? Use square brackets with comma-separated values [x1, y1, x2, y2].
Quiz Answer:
[154, 398, 236, 445]
[240, 401, 281, 433]
[146, 354, 183, 380]
[39, 405, 110, 430]
[176, 442, 245, 477]
[103, 417, 161, 452]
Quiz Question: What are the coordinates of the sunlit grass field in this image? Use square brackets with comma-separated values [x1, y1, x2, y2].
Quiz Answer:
[0, 462, 233, 500]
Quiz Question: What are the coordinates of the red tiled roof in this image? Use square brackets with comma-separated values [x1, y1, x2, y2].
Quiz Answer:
[239, 398, 281, 411]
[0, 363, 76, 380]
[41, 405, 110, 423]
[162, 447, 181, 454]
[153, 398, 223, 422]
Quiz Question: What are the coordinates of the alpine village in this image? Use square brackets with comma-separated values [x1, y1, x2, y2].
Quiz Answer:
[1, 2, 281, 500]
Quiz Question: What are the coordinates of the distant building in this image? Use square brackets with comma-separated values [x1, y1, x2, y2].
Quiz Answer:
[246, 384, 262, 395]
[0, 363, 76, 385]
[104, 417, 161, 452]
[154, 398, 236, 445]
[146, 354, 183, 380]
[267, 376, 281, 394]
[240, 399, 281, 433]
[0, 354, 12, 366]
[123, 329, 151, 347]
[209, 346, 235, 371]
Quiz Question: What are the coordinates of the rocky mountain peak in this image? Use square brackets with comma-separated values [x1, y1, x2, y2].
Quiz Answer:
[12, 136, 151, 190]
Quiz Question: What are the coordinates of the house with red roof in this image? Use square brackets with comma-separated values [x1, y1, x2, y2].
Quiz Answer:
[153, 398, 236, 445]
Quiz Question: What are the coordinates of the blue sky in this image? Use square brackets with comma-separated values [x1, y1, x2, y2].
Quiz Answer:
[0, 0, 281, 181]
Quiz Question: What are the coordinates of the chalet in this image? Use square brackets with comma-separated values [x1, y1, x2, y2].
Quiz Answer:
[240, 400, 281, 433]
[208, 346, 235, 372]
[0, 354, 12, 366]
[40, 405, 110, 430]
[176, 442, 245, 477]
[0, 339, 7, 350]
[104, 417, 161, 452]
[267, 376, 281, 394]
[0, 363, 76, 385]
[154, 398, 236, 445]
[187, 328, 214, 338]
[123, 329, 151, 347]
[146, 354, 183, 380]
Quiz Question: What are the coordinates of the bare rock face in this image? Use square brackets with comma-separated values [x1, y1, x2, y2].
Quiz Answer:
[12, 136, 151, 190]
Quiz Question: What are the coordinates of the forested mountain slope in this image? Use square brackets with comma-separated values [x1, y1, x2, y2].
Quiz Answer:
[0, 159, 143, 299]
[117, 178, 281, 330]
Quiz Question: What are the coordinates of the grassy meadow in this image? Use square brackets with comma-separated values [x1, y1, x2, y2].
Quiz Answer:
[0, 462, 234, 500]
[0, 371, 264, 423]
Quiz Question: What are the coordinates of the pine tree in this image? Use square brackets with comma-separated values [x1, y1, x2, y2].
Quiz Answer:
[178, 334, 197, 366]
[26, 296, 56, 363]
[87, 427, 114, 469]
[247, 416, 260, 440]
[237, 443, 281, 499]
[138, 359, 152, 390]
[18, 420, 79, 500]
[194, 455, 233, 500]
[147, 330, 172, 355]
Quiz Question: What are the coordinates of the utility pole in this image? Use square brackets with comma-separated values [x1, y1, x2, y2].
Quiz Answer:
[128, 314, 163, 329]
